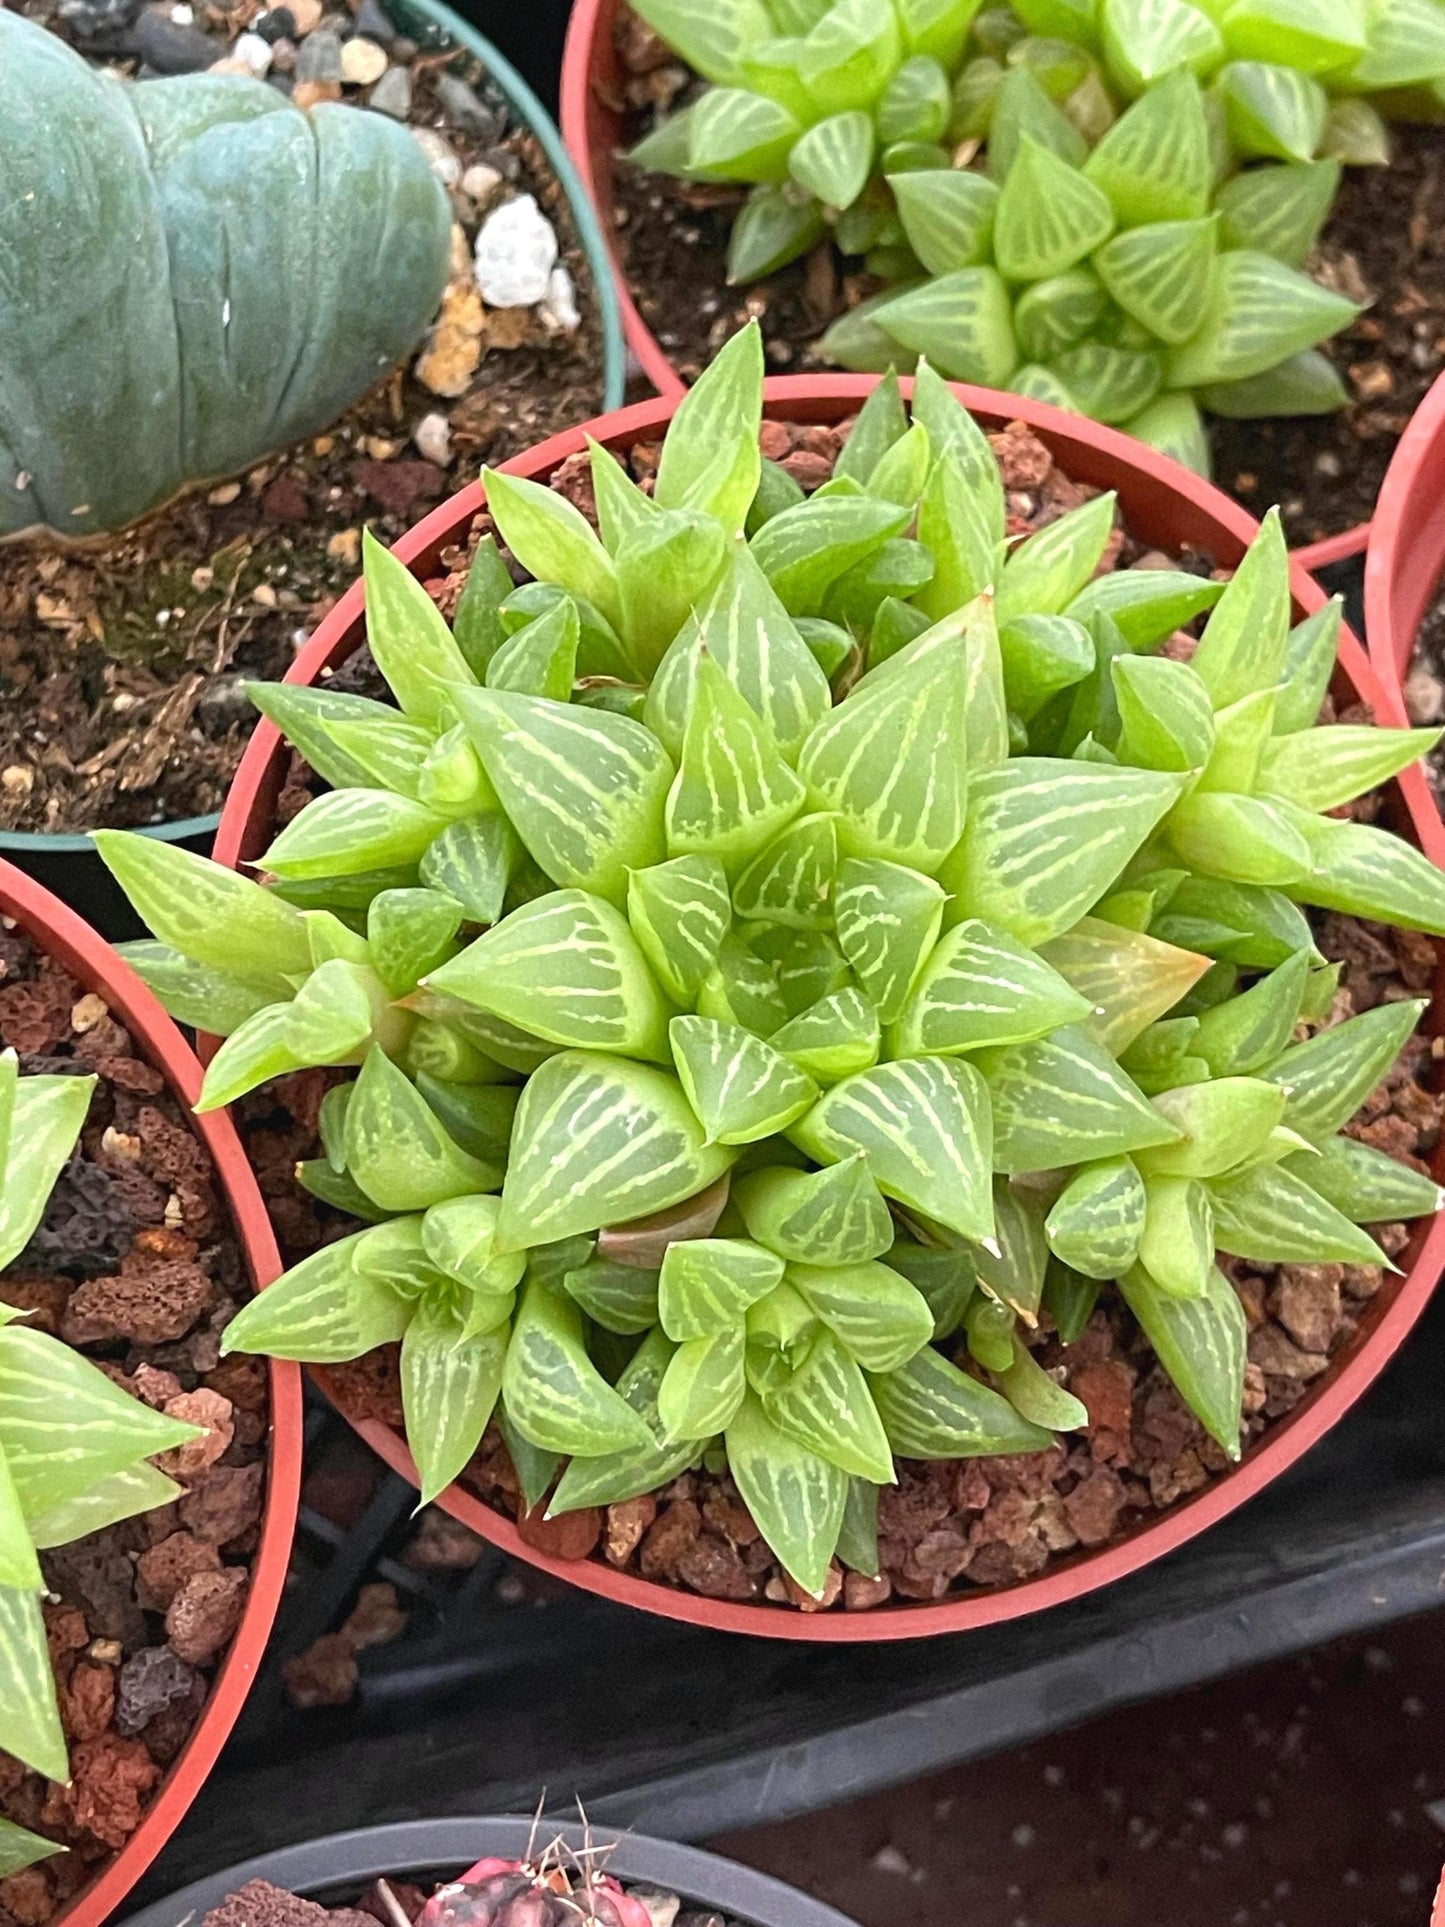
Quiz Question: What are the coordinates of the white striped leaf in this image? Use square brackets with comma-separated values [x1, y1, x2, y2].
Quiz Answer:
[728, 184, 828, 282]
[1050, 344, 1162, 425]
[629, 0, 773, 83]
[1136, 1075, 1286, 1177]
[658, 1237, 785, 1340]
[1167, 792, 1310, 886]
[834, 857, 947, 1023]
[1100, 0, 1224, 94]
[0, 1073, 94, 1272]
[345, 1048, 496, 1211]
[798, 638, 969, 871]
[1223, 0, 1364, 69]
[23, 1461, 182, 1555]
[1259, 725, 1441, 814]
[503, 1277, 654, 1456]
[889, 168, 1000, 274]
[998, 615, 1093, 722]
[671, 1015, 819, 1144]
[1215, 159, 1339, 266]
[1318, 95, 1386, 161]
[835, 374, 909, 487]
[734, 1154, 893, 1265]
[795, 0, 901, 110]
[498, 1051, 736, 1250]
[995, 492, 1119, 629]
[1192, 950, 1309, 1075]
[1118, 1263, 1246, 1455]
[790, 110, 874, 207]
[420, 1194, 514, 1291]
[426, 889, 671, 1063]
[895, 0, 979, 63]
[452, 687, 672, 907]
[869, 1345, 1055, 1458]
[750, 919, 851, 1019]
[1210, 1163, 1386, 1265]
[981, 1024, 1181, 1174]
[318, 715, 434, 801]
[1260, 999, 1427, 1144]
[615, 509, 729, 680]
[646, 544, 831, 763]
[589, 436, 659, 552]
[791, 1056, 994, 1240]
[368, 889, 464, 1000]
[667, 651, 806, 869]
[915, 456, 1002, 620]
[782, 1260, 933, 1373]
[485, 599, 578, 702]
[627, 855, 733, 1006]
[1009, 364, 1081, 411]
[1095, 216, 1219, 345]
[995, 1334, 1089, 1431]
[734, 813, 841, 928]
[1349, 0, 1445, 86]
[725, 1389, 847, 1597]
[1014, 270, 1109, 362]
[939, 759, 1183, 947]
[766, 1329, 895, 1482]
[401, 1299, 507, 1505]
[688, 87, 801, 182]
[872, 269, 1019, 387]
[994, 136, 1115, 280]
[1037, 916, 1212, 1054]
[482, 467, 620, 629]
[562, 1259, 660, 1335]
[1285, 1135, 1441, 1224]
[1045, 1155, 1146, 1279]
[659, 1325, 748, 1439]
[117, 941, 278, 1038]
[890, 918, 1090, 1058]
[0, 1584, 66, 1781]
[1112, 654, 1216, 773]
[360, 527, 479, 727]
[1188, 507, 1289, 710]
[255, 789, 447, 883]
[546, 1329, 701, 1514]
[247, 681, 418, 791]
[1290, 814, 1445, 936]
[696, 934, 789, 1037]
[351, 1218, 451, 1302]
[988, 65, 1087, 177]
[1083, 70, 1211, 224]
[750, 494, 910, 617]
[220, 1231, 412, 1363]
[418, 814, 519, 924]
[1167, 252, 1358, 389]
[910, 361, 1006, 544]
[655, 323, 764, 532]
[1204, 352, 1349, 424]
[884, 1242, 976, 1338]
[193, 1005, 298, 1114]
[1067, 569, 1223, 647]
[771, 986, 882, 1083]
[280, 960, 377, 1071]
[972, 1176, 1050, 1318]
[1137, 1172, 1214, 1296]
[1220, 60, 1325, 162]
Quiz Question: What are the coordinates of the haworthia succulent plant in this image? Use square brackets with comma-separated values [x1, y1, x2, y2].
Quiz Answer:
[0, 11, 450, 538]
[106, 325, 1445, 1601]
[616, 0, 1445, 465]
[0, 1054, 202, 1849]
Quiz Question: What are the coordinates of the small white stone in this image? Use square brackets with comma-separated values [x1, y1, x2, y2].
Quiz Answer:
[539, 263, 581, 334]
[230, 30, 273, 73]
[339, 34, 388, 84]
[473, 193, 558, 308]
[170, 3, 193, 20]
[460, 161, 503, 209]
[413, 411, 452, 467]
[628, 1894, 679, 1927]
[411, 125, 462, 188]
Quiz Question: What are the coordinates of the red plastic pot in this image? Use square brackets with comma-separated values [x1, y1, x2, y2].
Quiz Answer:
[0, 860, 303, 1924]
[215, 375, 1445, 1643]
[1366, 370, 1445, 705]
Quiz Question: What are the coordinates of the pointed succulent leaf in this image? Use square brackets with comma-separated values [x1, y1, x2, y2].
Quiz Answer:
[988, 65, 1088, 176]
[834, 856, 947, 1023]
[561, 1259, 660, 1336]
[194, 1004, 302, 1113]
[1318, 97, 1388, 165]
[627, 855, 733, 1005]
[872, 269, 1019, 387]
[981, 1023, 1181, 1173]
[24, 1461, 183, 1555]
[1288, 815, 1445, 936]
[1036, 916, 1210, 1055]
[1210, 1163, 1387, 1265]
[971, 1177, 1050, 1317]
[1192, 951, 1310, 1076]
[658, 1237, 785, 1341]
[258, 789, 449, 882]
[771, 986, 882, 1083]
[1082, 70, 1211, 224]
[727, 183, 828, 282]
[597, 1174, 732, 1270]
[1100, 0, 1224, 94]
[547, 1329, 701, 1514]
[1111, 654, 1216, 774]
[1135, 1075, 1286, 1178]
[1014, 269, 1110, 362]
[453, 687, 672, 907]
[485, 599, 579, 703]
[884, 1241, 976, 1338]
[734, 1155, 893, 1265]
[344, 1049, 496, 1211]
[794, 0, 902, 110]
[1259, 726, 1440, 815]
[1095, 215, 1218, 345]
[725, 1389, 847, 1597]
[217, 1230, 409, 1363]
[1284, 1134, 1442, 1225]
[1152, 874, 1315, 968]
[1348, 0, 1445, 87]
[417, 815, 518, 924]
[1118, 1263, 1245, 1454]
[503, 1277, 653, 1457]
[450, 534, 515, 677]
[667, 651, 806, 869]
[308, 712, 433, 802]
[629, 0, 773, 82]
[1136, 1171, 1214, 1296]
[358, 529, 479, 728]
[890, 918, 1091, 1057]
[94, 831, 310, 986]
[1260, 998, 1426, 1145]
[615, 510, 729, 680]
[791, 1056, 994, 1239]
[789, 110, 875, 207]
[869, 1345, 1055, 1458]
[765, 1329, 895, 1482]
[696, 933, 789, 1037]
[1222, 0, 1365, 69]
[995, 1334, 1089, 1430]
[658, 1325, 748, 1439]
[366, 889, 463, 1001]
[1200, 349, 1348, 420]
[939, 759, 1183, 946]
[399, 1300, 506, 1506]
[420, 1193, 516, 1292]
[896, 0, 981, 63]
[1215, 159, 1340, 266]
[1050, 343, 1162, 425]
[1219, 60, 1326, 162]
[786, 1259, 936, 1371]
[1167, 792, 1310, 886]
[0, 1586, 68, 1782]
[734, 813, 841, 928]
[835, 1474, 881, 1577]
[915, 456, 1002, 620]
[998, 615, 1093, 721]
[994, 136, 1115, 280]
[1271, 598, 1342, 737]
[0, 1073, 94, 1271]
[835, 375, 910, 492]
[499, 1051, 735, 1251]
[481, 467, 620, 630]
[910, 364, 1006, 543]
[1167, 252, 1358, 389]
[1045, 1155, 1146, 1279]
[1122, 394, 1212, 476]
[889, 168, 1000, 274]
[749, 493, 910, 618]
[655, 322, 764, 529]
[687, 87, 802, 182]
[670, 1016, 819, 1145]
[996, 493, 1119, 629]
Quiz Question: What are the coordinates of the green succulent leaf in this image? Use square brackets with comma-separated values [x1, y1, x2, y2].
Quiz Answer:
[1100, 0, 1225, 95]
[786, 1259, 936, 1370]
[0, 1585, 67, 1781]
[995, 136, 1115, 279]
[725, 1388, 848, 1597]
[766, 1328, 896, 1482]
[1136, 1171, 1215, 1296]
[0, 1818, 63, 1878]
[0, 1072, 95, 1272]
[1038, 916, 1211, 1054]
[872, 269, 1019, 386]
[400, 1300, 507, 1506]
[667, 652, 807, 868]
[1260, 998, 1427, 1144]
[1219, 59, 1326, 162]
[1289, 815, 1445, 935]
[24, 1460, 184, 1554]
[734, 1154, 894, 1264]
[1050, 342, 1162, 424]
[358, 529, 480, 728]
[1211, 1161, 1387, 1266]
[482, 468, 621, 631]
[981, 1023, 1181, 1173]
[562, 1258, 661, 1335]
[833, 857, 947, 1022]
[1167, 252, 1359, 389]
[995, 1333, 1090, 1430]
[1095, 216, 1218, 344]
[1045, 1155, 1147, 1278]
[1083, 70, 1212, 224]
[547, 1329, 702, 1513]
[222, 1230, 413, 1363]
[504, 1276, 654, 1457]
[728, 184, 829, 282]
[791, 110, 876, 206]
[870, 1343, 1056, 1457]
[1284, 1134, 1442, 1224]
[628, 855, 734, 1005]
[344, 1048, 496, 1212]
[890, 168, 1001, 273]
[629, 0, 774, 83]
[671, 1016, 820, 1144]
[659, 1324, 748, 1438]
[771, 985, 883, 1082]
[734, 813, 841, 928]
[1214, 159, 1340, 266]
[890, 917, 1091, 1056]
[751, 492, 911, 617]
[94, 831, 310, 988]
[1118, 1262, 1246, 1455]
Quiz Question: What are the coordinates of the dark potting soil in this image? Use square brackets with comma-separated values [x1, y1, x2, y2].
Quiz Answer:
[228, 408, 1445, 1617]
[609, 10, 1445, 546]
[0, 936, 270, 1927]
[0, 5, 606, 840]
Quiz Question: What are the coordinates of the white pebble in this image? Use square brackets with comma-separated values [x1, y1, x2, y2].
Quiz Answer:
[473, 193, 558, 308]
[461, 161, 503, 209]
[339, 34, 388, 84]
[411, 125, 462, 188]
[414, 411, 452, 467]
[231, 30, 273, 73]
[539, 263, 581, 334]
[170, 3, 193, 19]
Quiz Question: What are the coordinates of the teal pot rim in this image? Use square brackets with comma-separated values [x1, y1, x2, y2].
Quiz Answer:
[7, 3, 623, 860]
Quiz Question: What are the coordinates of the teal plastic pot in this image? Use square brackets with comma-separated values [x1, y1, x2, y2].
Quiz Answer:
[2, 0, 625, 939]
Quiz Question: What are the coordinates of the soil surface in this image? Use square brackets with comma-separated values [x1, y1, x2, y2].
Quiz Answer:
[231, 405, 1445, 1618]
[0, 0, 606, 838]
[0, 936, 270, 1927]
[608, 10, 1445, 547]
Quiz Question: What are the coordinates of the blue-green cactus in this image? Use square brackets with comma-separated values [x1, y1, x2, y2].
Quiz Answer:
[0, 13, 452, 540]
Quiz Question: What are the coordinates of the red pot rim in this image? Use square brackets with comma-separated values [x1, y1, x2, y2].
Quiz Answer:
[0, 859, 303, 1923]
[1292, 521, 1372, 575]
[215, 373, 1445, 1643]
[1366, 369, 1445, 691]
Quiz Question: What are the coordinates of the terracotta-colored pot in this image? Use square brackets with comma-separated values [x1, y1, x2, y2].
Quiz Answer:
[215, 375, 1445, 1643]
[560, 0, 1380, 571]
[0, 860, 303, 1924]
[1366, 370, 1445, 707]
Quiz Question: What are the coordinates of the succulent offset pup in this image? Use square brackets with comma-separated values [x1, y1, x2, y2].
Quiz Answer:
[101, 325, 1445, 1600]
[0, 1057, 201, 1875]
[620, 0, 1445, 467]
